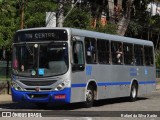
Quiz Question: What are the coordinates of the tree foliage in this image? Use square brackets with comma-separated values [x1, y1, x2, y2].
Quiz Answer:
[156, 51, 160, 68]
[0, 1, 17, 49]
[24, 0, 57, 28]
[64, 7, 91, 29]
[0, 0, 57, 49]
[125, 0, 160, 41]
[63, 0, 117, 34]
[88, 22, 117, 34]
[0, 0, 118, 50]
[125, 0, 160, 67]
[0, 0, 159, 50]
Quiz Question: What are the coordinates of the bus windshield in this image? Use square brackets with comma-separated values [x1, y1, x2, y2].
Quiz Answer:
[12, 42, 69, 77]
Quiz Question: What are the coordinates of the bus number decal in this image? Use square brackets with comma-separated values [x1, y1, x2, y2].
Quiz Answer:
[130, 68, 137, 76]
[86, 66, 92, 76]
[144, 68, 148, 75]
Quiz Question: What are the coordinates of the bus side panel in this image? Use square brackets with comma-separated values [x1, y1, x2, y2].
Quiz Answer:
[145, 67, 156, 95]
[70, 71, 86, 103]
[88, 65, 131, 100]
[89, 65, 155, 100]
[105, 65, 131, 98]
[132, 66, 156, 96]
[83, 64, 156, 100]
[131, 67, 147, 96]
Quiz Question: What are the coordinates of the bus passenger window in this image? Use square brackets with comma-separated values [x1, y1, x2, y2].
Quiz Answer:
[85, 37, 97, 64]
[123, 43, 134, 65]
[144, 46, 153, 66]
[134, 45, 144, 66]
[111, 41, 123, 64]
[73, 41, 84, 65]
[97, 39, 110, 64]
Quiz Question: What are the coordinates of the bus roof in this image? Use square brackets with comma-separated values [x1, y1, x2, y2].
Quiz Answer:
[16, 27, 153, 46]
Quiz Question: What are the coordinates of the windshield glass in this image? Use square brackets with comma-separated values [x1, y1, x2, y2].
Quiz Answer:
[12, 42, 69, 77]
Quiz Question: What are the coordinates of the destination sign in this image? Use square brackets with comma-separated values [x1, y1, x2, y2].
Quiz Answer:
[14, 29, 68, 42]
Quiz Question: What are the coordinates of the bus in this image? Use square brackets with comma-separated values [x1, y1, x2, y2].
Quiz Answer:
[11, 27, 156, 107]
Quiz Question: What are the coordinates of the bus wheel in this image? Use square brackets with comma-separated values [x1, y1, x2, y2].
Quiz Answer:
[84, 85, 94, 108]
[130, 83, 138, 102]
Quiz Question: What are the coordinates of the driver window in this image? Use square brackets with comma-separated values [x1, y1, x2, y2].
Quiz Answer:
[73, 41, 84, 65]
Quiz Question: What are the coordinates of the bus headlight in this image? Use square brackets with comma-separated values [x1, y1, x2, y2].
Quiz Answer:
[54, 80, 70, 91]
[11, 82, 23, 91]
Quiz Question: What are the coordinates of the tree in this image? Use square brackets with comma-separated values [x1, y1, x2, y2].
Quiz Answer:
[155, 50, 160, 68]
[63, 4, 91, 29]
[0, 0, 17, 49]
[63, 0, 117, 34]
[0, 0, 57, 49]
[23, 0, 57, 28]
[88, 0, 108, 28]
[125, 0, 160, 41]
[116, 0, 134, 36]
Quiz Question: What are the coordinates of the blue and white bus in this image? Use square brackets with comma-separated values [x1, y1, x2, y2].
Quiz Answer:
[11, 27, 156, 107]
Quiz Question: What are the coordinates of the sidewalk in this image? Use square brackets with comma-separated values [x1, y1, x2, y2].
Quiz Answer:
[0, 94, 12, 103]
[156, 83, 160, 90]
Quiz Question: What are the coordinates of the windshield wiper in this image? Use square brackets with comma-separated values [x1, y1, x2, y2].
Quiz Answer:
[25, 42, 33, 56]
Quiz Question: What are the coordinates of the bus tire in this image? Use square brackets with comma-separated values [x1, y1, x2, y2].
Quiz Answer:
[84, 85, 94, 108]
[130, 83, 138, 102]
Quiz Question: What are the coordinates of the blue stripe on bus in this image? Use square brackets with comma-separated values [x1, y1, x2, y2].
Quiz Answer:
[71, 84, 86, 87]
[139, 81, 156, 84]
[97, 82, 131, 86]
[71, 80, 156, 88]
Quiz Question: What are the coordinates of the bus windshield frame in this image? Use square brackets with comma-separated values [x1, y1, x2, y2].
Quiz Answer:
[12, 41, 69, 77]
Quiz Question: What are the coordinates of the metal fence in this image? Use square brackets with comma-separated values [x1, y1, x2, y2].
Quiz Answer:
[0, 61, 11, 94]
[0, 61, 11, 79]
[156, 69, 160, 78]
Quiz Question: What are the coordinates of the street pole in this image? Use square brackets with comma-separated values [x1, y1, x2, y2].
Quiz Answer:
[57, 0, 80, 27]
[72, 0, 74, 7]
[63, 0, 80, 22]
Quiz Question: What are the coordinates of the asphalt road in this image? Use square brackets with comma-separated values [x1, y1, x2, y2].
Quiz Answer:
[0, 89, 160, 120]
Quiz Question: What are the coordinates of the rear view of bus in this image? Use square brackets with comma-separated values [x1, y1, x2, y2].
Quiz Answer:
[11, 28, 71, 105]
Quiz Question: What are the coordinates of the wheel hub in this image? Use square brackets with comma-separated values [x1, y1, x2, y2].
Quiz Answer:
[86, 90, 92, 102]
[132, 87, 136, 98]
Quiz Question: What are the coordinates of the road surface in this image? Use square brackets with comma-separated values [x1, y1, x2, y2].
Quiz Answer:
[0, 89, 160, 120]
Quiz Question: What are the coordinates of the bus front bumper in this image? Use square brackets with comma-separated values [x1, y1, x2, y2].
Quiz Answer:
[11, 87, 71, 103]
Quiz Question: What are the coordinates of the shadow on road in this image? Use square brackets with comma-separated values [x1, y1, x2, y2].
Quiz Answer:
[0, 97, 148, 110]
[93, 97, 148, 107]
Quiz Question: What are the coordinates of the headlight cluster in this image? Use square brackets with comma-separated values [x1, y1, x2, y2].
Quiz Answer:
[54, 80, 70, 91]
[12, 82, 23, 91]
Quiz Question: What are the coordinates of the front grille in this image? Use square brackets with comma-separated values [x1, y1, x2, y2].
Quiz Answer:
[28, 94, 48, 99]
[20, 80, 57, 86]
[25, 88, 52, 91]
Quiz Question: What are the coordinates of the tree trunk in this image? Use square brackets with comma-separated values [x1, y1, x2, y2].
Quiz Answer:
[116, 0, 133, 36]
[20, 0, 24, 29]
[155, 31, 160, 51]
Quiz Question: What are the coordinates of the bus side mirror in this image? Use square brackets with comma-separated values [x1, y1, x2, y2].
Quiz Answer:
[72, 64, 85, 71]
